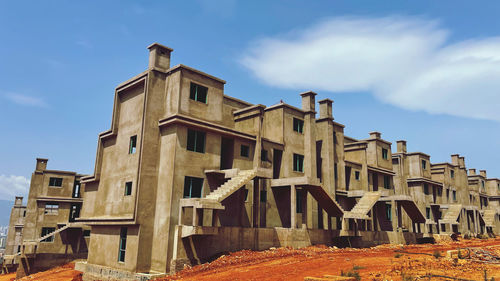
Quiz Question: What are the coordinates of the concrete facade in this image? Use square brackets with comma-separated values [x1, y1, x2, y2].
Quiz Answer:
[3, 43, 500, 280]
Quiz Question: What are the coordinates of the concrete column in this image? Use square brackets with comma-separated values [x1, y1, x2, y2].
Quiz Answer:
[391, 200, 397, 231]
[252, 179, 259, 228]
[253, 113, 264, 169]
[290, 185, 296, 228]
[212, 210, 219, 227]
[301, 91, 317, 179]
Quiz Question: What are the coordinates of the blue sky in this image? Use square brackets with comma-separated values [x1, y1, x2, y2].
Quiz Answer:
[1, 0, 500, 200]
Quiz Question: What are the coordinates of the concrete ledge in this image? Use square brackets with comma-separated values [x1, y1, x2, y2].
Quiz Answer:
[81, 262, 166, 281]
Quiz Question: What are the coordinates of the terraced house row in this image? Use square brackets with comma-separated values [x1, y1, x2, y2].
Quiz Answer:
[3, 43, 500, 280]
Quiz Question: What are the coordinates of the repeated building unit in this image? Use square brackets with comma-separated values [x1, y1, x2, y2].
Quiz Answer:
[2, 42, 499, 280]
[2, 158, 90, 277]
[1, 196, 26, 273]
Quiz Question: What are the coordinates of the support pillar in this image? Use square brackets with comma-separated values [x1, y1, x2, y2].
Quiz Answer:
[290, 185, 296, 228]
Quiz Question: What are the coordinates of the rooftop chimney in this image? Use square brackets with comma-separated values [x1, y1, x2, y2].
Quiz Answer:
[369, 131, 381, 139]
[148, 43, 173, 72]
[459, 157, 465, 168]
[469, 168, 476, 176]
[300, 91, 317, 113]
[36, 158, 48, 172]
[15, 196, 23, 206]
[480, 170, 487, 178]
[451, 154, 459, 166]
[318, 98, 333, 120]
[396, 140, 407, 153]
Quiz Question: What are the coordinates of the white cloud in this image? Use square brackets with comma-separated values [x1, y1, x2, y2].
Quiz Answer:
[0, 175, 30, 200]
[241, 16, 500, 121]
[4, 93, 48, 108]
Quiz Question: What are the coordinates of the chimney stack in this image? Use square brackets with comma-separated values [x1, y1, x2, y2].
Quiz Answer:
[469, 168, 476, 176]
[369, 131, 381, 139]
[396, 140, 407, 153]
[15, 196, 23, 206]
[480, 170, 487, 178]
[318, 98, 333, 120]
[300, 91, 317, 113]
[451, 154, 459, 166]
[459, 157, 465, 168]
[36, 158, 48, 172]
[148, 43, 173, 72]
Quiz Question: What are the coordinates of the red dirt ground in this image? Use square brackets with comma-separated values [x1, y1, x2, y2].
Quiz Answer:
[1, 238, 498, 280]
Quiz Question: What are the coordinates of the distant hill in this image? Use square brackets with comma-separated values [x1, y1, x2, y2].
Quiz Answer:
[0, 200, 14, 227]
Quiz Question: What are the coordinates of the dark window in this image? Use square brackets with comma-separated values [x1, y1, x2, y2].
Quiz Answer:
[83, 230, 91, 237]
[17, 245, 21, 253]
[23, 210, 26, 217]
[453, 190, 457, 201]
[383, 175, 391, 189]
[41, 227, 56, 242]
[293, 118, 304, 133]
[450, 170, 455, 178]
[424, 184, 429, 195]
[296, 189, 303, 213]
[70, 204, 81, 221]
[44, 203, 59, 215]
[243, 188, 249, 202]
[183, 176, 203, 198]
[421, 159, 427, 170]
[355, 171, 360, 180]
[334, 164, 338, 179]
[118, 227, 127, 262]
[426, 207, 431, 219]
[240, 145, 249, 158]
[124, 182, 132, 196]
[72, 181, 81, 198]
[261, 149, 267, 161]
[260, 189, 267, 203]
[481, 180, 485, 190]
[293, 154, 304, 172]
[333, 132, 337, 145]
[382, 148, 388, 160]
[446, 189, 450, 199]
[386, 204, 392, 221]
[49, 177, 63, 187]
[437, 187, 442, 196]
[187, 129, 206, 153]
[129, 135, 137, 154]
[189, 82, 208, 103]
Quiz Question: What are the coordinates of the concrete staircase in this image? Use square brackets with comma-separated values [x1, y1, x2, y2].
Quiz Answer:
[482, 209, 497, 227]
[343, 192, 381, 220]
[37, 223, 74, 242]
[440, 204, 462, 224]
[206, 169, 257, 202]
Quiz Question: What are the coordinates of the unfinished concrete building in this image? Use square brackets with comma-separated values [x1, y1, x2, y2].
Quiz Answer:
[2, 197, 26, 273]
[3, 43, 499, 280]
[11, 158, 90, 277]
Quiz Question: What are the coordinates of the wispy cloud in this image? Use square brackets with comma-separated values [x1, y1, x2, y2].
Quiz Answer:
[4, 93, 48, 108]
[241, 16, 500, 122]
[0, 175, 30, 200]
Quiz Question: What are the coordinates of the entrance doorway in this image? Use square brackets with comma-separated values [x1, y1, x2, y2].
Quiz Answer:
[220, 137, 234, 170]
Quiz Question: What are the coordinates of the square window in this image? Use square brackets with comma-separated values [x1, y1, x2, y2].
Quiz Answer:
[49, 177, 63, 187]
[421, 159, 427, 170]
[355, 171, 360, 181]
[293, 154, 304, 172]
[240, 145, 249, 158]
[187, 129, 206, 153]
[124, 182, 132, 196]
[83, 230, 91, 237]
[183, 176, 203, 198]
[261, 149, 267, 161]
[41, 227, 56, 243]
[293, 118, 304, 133]
[382, 148, 388, 160]
[189, 82, 208, 103]
[129, 135, 137, 154]
[44, 203, 59, 215]
[118, 227, 127, 262]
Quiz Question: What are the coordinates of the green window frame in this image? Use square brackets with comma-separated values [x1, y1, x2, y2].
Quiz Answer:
[183, 176, 203, 198]
[40, 227, 56, 243]
[118, 227, 127, 262]
[49, 177, 63, 187]
[240, 145, 249, 158]
[124, 182, 132, 196]
[293, 118, 304, 133]
[293, 154, 304, 172]
[189, 82, 208, 103]
[382, 148, 388, 160]
[355, 171, 360, 180]
[386, 204, 392, 221]
[187, 129, 206, 153]
[296, 189, 303, 213]
[129, 135, 137, 154]
[383, 175, 391, 189]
